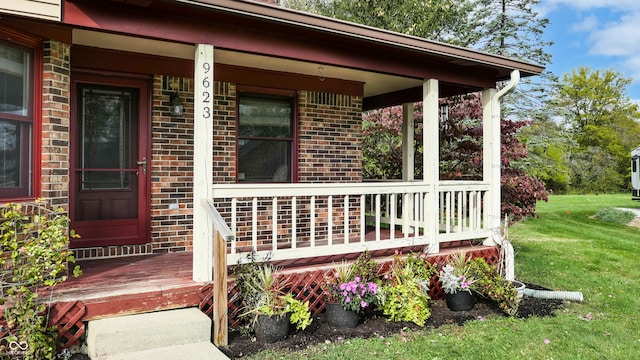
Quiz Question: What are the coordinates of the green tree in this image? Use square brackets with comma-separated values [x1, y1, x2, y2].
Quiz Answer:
[283, 0, 474, 43]
[466, 0, 555, 119]
[555, 67, 640, 192]
[517, 118, 572, 193]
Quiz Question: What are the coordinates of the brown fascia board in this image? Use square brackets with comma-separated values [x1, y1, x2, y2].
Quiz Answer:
[175, 0, 545, 80]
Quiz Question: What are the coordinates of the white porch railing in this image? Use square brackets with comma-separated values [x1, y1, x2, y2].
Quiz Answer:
[211, 181, 490, 264]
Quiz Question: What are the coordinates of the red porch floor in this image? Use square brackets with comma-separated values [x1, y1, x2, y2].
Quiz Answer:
[50, 252, 203, 320]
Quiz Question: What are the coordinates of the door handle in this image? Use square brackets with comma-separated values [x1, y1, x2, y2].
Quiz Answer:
[137, 157, 147, 175]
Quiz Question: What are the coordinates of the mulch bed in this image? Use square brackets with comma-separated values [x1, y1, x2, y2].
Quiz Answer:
[220, 284, 564, 359]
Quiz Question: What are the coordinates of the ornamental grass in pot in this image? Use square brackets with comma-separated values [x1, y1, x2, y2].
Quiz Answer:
[236, 263, 312, 342]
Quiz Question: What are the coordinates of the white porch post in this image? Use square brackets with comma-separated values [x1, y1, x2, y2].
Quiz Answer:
[482, 70, 520, 246]
[402, 103, 415, 182]
[402, 103, 415, 235]
[482, 88, 499, 245]
[423, 79, 439, 253]
[193, 44, 215, 282]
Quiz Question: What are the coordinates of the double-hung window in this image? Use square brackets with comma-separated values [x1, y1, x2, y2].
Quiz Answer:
[237, 91, 295, 183]
[0, 39, 34, 199]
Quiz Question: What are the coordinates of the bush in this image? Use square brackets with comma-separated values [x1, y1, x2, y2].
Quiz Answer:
[594, 207, 636, 225]
[1, 201, 81, 359]
[377, 253, 436, 326]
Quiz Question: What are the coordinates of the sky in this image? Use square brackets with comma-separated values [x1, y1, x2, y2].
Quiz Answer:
[536, 0, 640, 101]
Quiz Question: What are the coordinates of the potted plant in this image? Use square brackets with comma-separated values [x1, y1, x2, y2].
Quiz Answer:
[239, 263, 312, 342]
[439, 251, 477, 311]
[377, 252, 436, 326]
[323, 260, 378, 328]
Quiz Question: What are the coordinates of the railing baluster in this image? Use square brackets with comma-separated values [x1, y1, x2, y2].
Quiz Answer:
[360, 194, 365, 243]
[252, 197, 258, 251]
[446, 191, 452, 234]
[328, 195, 333, 246]
[311, 195, 316, 247]
[292, 196, 297, 249]
[375, 193, 381, 241]
[476, 191, 482, 229]
[414, 192, 419, 237]
[402, 192, 410, 237]
[231, 197, 237, 255]
[272, 197, 277, 252]
[390, 193, 396, 240]
[456, 191, 463, 232]
[469, 191, 476, 230]
[344, 195, 349, 244]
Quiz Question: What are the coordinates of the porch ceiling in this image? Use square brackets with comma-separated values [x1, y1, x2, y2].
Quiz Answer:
[72, 29, 423, 99]
[63, 0, 544, 109]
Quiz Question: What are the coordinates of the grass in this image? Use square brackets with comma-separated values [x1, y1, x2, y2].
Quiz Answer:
[245, 194, 640, 359]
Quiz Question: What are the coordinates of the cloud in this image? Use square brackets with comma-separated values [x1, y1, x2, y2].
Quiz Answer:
[542, 0, 640, 12]
[570, 15, 598, 32]
[589, 14, 640, 57]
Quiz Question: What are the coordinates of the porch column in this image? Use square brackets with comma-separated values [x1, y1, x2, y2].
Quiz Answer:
[402, 103, 414, 235]
[402, 103, 415, 182]
[423, 79, 439, 253]
[193, 44, 215, 282]
[482, 88, 499, 246]
[482, 70, 520, 246]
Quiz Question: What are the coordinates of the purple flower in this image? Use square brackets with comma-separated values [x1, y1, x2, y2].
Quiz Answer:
[345, 296, 351, 303]
[339, 283, 347, 290]
[354, 276, 360, 282]
[361, 301, 367, 308]
[368, 283, 377, 294]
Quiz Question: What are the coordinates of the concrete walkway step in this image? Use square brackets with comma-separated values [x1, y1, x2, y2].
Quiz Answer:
[87, 307, 228, 359]
[97, 341, 228, 360]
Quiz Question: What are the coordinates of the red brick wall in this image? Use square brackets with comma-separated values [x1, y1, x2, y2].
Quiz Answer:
[41, 40, 71, 209]
[149, 75, 195, 253]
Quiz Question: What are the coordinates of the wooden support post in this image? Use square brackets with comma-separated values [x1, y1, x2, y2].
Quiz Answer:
[193, 43, 214, 282]
[423, 79, 439, 253]
[213, 230, 228, 346]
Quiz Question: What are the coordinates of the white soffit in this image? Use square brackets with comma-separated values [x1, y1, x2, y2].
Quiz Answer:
[72, 29, 421, 97]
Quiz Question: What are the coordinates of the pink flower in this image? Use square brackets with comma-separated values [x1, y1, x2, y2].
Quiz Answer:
[339, 283, 347, 290]
[361, 301, 367, 308]
[544, 339, 550, 345]
[345, 296, 351, 303]
[368, 283, 377, 294]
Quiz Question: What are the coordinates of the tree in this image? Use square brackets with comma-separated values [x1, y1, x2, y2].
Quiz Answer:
[517, 118, 572, 193]
[555, 67, 640, 192]
[283, 0, 474, 44]
[362, 94, 548, 220]
[466, 0, 555, 119]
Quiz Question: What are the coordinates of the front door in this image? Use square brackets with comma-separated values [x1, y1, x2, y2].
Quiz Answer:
[70, 75, 149, 247]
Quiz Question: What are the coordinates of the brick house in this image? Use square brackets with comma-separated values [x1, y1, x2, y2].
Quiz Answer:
[0, 0, 543, 354]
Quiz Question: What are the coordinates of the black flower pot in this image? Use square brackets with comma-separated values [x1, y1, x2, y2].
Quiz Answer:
[325, 302, 359, 328]
[446, 291, 477, 311]
[254, 313, 290, 343]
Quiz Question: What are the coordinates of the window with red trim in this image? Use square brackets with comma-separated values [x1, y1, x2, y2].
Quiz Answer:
[237, 91, 295, 183]
[0, 39, 34, 199]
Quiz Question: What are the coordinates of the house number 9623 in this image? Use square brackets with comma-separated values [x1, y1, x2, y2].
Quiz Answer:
[202, 62, 212, 119]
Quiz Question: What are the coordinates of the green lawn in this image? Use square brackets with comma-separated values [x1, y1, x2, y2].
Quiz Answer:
[246, 194, 640, 359]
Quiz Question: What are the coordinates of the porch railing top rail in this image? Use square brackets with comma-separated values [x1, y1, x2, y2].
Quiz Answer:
[202, 199, 234, 242]
[212, 180, 489, 198]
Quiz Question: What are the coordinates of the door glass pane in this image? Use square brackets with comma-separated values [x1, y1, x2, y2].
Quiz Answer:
[239, 94, 292, 138]
[0, 43, 30, 116]
[80, 87, 133, 190]
[238, 139, 291, 182]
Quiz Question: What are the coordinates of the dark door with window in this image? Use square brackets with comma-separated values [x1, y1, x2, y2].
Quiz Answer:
[70, 76, 149, 247]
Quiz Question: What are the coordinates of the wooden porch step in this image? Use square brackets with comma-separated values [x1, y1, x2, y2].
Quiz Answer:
[87, 307, 228, 359]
